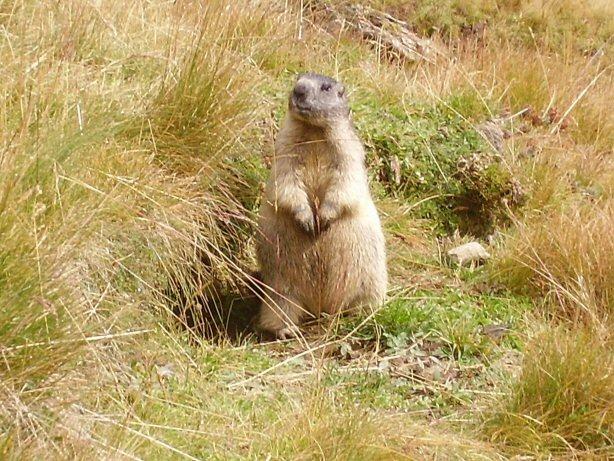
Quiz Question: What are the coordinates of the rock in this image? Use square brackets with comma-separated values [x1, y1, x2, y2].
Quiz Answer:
[476, 120, 506, 153]
[481, 323, 512, 341]
[447, 242, 491, 266]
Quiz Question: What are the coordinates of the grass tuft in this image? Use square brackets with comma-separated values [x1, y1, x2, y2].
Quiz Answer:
[483, 327, 614, 454]
[257, 393, 405, 460]
[494, 196, 613, 325]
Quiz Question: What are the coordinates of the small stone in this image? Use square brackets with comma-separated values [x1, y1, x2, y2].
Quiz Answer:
[482, 323, 512, 341]
[477, 120, 505, 153]
[447, 242, 491, 267]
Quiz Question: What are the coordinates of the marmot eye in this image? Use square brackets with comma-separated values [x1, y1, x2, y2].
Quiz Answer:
[320, 83, 332, 92]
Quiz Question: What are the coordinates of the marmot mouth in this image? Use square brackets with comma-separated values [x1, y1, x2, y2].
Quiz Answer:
[291, 99, 313, 113]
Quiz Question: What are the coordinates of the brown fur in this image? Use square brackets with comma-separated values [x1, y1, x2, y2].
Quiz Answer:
[256, 74, 387, 338]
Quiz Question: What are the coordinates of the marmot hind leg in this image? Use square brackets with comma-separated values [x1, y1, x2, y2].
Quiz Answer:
[257, 289, 305, 339]
[342, 267, 388, 317]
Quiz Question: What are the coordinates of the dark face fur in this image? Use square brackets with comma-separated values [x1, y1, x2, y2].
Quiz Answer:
[288, 73, 349, 127]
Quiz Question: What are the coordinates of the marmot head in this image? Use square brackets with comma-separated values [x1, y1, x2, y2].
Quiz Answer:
[288, 73, 349, 127]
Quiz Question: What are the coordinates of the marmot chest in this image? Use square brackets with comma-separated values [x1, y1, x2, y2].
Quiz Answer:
[299, 145, 335, 200]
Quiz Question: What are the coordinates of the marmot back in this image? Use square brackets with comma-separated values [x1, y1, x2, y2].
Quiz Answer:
[256, 73, 387, 339]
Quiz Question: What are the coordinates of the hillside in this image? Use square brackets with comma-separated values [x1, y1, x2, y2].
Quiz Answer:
[1, 1, 612, 459]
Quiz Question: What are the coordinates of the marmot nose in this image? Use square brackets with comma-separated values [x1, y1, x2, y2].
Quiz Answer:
[293, 82, 309, 101]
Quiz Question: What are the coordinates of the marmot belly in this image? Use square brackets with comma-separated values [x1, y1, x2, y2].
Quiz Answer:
[257, 203, 386, 315]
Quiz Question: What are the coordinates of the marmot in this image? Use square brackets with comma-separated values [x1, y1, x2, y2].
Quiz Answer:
[256, 73, 387, 339]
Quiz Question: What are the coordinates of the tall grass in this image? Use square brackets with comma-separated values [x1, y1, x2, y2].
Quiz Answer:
[0, 2, 132, 446]
[0, 0, 292, 455]
[492, 137, 613, 326]
[494, 197, 613, 326]
[483, 327, 613, 455]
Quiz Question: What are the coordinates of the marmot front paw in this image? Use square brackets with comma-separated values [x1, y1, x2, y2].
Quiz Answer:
[317, 202, 340, 231]
[294, 206, 316, 234]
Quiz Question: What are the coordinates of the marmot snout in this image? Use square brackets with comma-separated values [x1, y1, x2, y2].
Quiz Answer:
[288, 73, 349, 127]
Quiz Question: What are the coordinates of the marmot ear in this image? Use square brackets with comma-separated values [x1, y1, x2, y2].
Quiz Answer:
[338, 85, 346, 97]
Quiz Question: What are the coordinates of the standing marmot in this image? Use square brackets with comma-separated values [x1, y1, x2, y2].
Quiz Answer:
[256, 73, 387, 339]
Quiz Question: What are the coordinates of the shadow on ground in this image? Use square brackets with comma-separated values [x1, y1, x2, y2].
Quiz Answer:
[165, 273, 264, 344]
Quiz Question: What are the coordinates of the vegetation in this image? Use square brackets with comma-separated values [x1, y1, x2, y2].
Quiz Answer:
[1, 0, 612, 459]
[484, 328, 613, 454]
[356, 95, 521, 234]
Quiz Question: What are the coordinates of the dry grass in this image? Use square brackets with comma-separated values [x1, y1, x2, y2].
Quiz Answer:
[1, 0, 613, 459]
[252, 393, 407, 460]
[257, 390, 510, 460]
[0, 0, 289, 455]
[491, 109, 613, 328]
[483, 327, 613, 456]
[494, 196, 613, 326]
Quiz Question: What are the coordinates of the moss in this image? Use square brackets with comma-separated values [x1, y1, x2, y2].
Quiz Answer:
[354, 94, 519, 235]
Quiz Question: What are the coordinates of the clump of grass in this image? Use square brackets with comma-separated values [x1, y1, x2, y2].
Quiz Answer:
[494, 196, 613, 325]
[143, 5, 266, 174]
[355, 94, 519, 235]
[483, 327, 613, 455]
[256, 393, 404, 460]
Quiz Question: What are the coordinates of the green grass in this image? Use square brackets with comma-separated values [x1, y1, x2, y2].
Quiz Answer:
[354, 93, 520, 235]
[319, 283, 531, 416]
[342, 288, 530, 361]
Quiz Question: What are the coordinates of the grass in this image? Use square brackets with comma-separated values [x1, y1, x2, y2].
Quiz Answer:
[493, 197, 614, 325]
[1, 0, 613, 459]
[354, 93, 520, 235]
[483, 327, 613, 455]
[370, 0, 614, 55]
[344, 288, 529, 360]
[252, 394, 407, 460]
